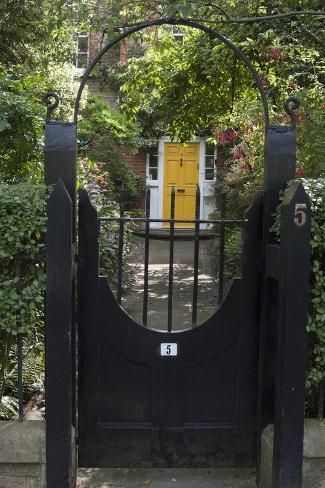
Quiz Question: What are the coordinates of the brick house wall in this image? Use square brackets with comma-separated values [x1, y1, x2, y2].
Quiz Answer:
[123, 150, 147, 190]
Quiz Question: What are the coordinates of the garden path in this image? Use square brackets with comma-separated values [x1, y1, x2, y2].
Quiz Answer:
[77, 467, 257, 487]
[123, 236, 218, 330]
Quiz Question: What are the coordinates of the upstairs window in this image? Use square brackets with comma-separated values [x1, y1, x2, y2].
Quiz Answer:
[148, 147, 159, 181]
[172, 26, 184, 44]
[76, 32, 89, 69]
[205, 143, 216, 180]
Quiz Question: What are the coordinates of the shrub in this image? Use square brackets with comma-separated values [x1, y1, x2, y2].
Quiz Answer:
[0, 184, 48, 415]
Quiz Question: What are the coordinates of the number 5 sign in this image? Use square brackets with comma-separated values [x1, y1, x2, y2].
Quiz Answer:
[160, 343, 178, 357]
[294, 203, 307, 227]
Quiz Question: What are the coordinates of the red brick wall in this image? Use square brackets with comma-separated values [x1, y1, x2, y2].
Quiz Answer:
[123, 150, 147, 209]
[88, 31, 102, 64]
[216, 145, 226, 171]
[124, 150, 147, 188]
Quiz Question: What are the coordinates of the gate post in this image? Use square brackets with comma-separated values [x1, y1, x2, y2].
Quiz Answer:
[45, 179, 76, 488]
[272, 182, 311, 488]
[44, 111, 78, 486]
[44, 121, 77, 209]
[257, 124, 297, 481]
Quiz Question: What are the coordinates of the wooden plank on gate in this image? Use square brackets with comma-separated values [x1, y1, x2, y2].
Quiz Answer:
[46, 179, 75, 488]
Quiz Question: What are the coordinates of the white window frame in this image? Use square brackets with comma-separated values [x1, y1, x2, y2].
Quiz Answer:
[75, 32, 89, 71]
[204, 142, 216, 181]
[146, 146, 159, 183]
[172, 25, 184, 44]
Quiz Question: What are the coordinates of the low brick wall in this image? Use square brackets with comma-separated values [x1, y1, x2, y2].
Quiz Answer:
[260, 419, 325, 488]
[0, 420, 46, 488]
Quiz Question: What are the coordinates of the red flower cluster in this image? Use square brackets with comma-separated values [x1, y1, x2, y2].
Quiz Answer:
[269, 48, 281, 62]
[218, 130, 237, 144]
[232, 146, 245, 160]
[295, 168, 305, 178]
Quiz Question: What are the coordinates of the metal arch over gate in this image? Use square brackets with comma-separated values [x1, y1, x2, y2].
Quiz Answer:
[44, 17, 311, 488]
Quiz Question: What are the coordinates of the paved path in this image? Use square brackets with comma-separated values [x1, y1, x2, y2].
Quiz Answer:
[123, 237, 218, 331]
[77, 468, 257, 488]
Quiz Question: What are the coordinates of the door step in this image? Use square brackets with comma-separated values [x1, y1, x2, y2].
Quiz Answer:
[133, 229, 216, 240]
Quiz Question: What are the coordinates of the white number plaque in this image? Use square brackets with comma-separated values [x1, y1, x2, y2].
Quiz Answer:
[160, 343, 178, 357]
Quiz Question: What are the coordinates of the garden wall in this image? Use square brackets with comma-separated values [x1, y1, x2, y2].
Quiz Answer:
[0, 420, 45, 488]
[0, 420, 77, 488]
[260, 420, 325, 488]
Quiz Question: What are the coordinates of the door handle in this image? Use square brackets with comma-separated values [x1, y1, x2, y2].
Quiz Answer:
[177, 188, 185, 192]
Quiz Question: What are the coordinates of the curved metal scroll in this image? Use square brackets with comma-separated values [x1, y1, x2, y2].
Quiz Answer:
[43, 91, 60, 121]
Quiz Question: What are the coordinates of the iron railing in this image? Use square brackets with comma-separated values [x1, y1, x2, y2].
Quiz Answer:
[0, 254, 45, 421]
[99, 185, 245, 331]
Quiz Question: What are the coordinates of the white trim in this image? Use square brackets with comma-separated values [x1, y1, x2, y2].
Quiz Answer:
[76, 32, 89, 70]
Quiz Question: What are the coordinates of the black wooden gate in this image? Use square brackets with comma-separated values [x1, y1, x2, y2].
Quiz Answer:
[43, 17, 312, 488]
[78, 189, 262, 467]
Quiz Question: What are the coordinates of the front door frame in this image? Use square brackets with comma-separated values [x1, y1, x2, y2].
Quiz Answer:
[148, 137, 216, 229]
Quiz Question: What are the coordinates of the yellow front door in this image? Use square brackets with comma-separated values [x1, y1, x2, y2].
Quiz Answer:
[163, 143, 200, 227]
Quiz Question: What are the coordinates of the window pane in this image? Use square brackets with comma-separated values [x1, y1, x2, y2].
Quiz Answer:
[149, 168, 158, 180]
[149, 154, 158, 168]
[205, 169, 215, 180]
[77, 53, 88, 69]
[205, 143, 215, 156]
[78, 37, 89, 52]
[205, 156, 214, 168]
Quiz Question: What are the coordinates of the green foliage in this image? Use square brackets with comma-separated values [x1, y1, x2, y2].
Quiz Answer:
[78, 159, 135, 292]
[224, 227, 243, 281]
[0, 184, 48, 335]
[0, 0, 94, 184]
[79, 94, 141, 156]
[0, 184, 48, 412]
[303, 179, 325, 390]
[118, 0, 324, 179]
[79, 95, 142, 206]
[0, 0, 95, 68]
[0, 69, 45, 183]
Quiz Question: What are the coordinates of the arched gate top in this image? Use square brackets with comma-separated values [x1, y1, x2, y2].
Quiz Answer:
[74, 17, 270, 128]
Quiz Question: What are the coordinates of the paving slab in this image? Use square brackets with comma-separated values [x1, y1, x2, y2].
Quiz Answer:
[123, 237, 220, 330]
[77, 468, 257, 488]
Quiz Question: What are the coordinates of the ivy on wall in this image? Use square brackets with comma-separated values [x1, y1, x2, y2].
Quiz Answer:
[302, 179, 325, 390]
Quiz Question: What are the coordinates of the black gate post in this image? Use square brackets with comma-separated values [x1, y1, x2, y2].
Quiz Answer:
[44, 121, 77, 209]
[257, 124, 297, 481]
[46, 179, 76, 488]
[44, 96, 78, 488]
[272, 182, 310, 488]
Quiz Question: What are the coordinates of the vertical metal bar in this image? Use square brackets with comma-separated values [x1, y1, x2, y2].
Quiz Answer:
[15, 259, 24, 421]
[143, 187, 151, 326]
[218, 194, 226, 306]
[117, 202, 124, 305]
[17, 335, 23, 420]
[167, 187, 175, 332]
[318, 380, 325, 419]
[192, 185, 201, 327]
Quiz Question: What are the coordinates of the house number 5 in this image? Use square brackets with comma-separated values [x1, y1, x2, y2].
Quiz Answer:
[294, 203, 307, 227]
